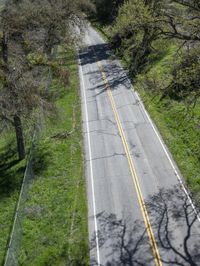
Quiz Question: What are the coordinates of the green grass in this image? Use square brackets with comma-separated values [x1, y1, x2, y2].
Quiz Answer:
[18, 47, 89, 266]
[0, 132, 26, 264]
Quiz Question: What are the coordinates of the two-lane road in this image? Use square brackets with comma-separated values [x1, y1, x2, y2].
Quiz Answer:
[79, 26, 200, 266]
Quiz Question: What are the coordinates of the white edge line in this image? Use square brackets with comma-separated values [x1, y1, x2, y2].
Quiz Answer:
[133, 90, 200, 222]
[78, 52, 101, 265]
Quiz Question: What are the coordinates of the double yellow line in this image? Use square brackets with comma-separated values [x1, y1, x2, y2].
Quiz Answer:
[95, 55, 162, 266]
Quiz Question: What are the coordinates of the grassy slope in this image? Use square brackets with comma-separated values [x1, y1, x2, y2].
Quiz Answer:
[0, 132, 26, 264]
[18, 48, 89, 265]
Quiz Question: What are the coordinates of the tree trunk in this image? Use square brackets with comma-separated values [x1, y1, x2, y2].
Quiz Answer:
[2, 33, 25, 160]
[2, 31, 8, 64]
[14, 115, 25, 160]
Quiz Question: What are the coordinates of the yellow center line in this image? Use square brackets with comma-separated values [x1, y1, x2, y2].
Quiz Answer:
[95, 56, 162, 266]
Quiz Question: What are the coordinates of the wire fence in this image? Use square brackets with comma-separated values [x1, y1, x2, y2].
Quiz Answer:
[3, 46, 57, 266]
[3, 128, 39, 266]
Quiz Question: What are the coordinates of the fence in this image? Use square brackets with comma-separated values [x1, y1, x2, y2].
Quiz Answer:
[4, 129, 38, 266]
[3, 46, 57, 266]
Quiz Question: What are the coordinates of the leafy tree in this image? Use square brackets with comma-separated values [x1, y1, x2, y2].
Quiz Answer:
[110, 0, 162, 75]
[109, 0, 200, 81]
[160, 0, 200, 42]
[163, 47, 200, 103]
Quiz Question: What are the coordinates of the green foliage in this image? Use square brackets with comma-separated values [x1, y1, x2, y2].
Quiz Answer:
[166, 48, 200, 101]
[104, 0, 200, 77]
[109, 0, 162, 76]
[136, 43, 177, 93]
[50, 61, 69, 87]
[27, 53, 47, 66]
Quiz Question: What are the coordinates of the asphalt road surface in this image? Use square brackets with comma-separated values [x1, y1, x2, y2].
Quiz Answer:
[79, 26, 200, 266]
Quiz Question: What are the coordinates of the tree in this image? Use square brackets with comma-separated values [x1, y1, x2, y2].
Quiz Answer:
[159, 0, 200, 42]
[0, 2, 46, 159]
[109, 0, 163, 75]
[91, 0, 124, 23]
[108, 0, 200, 78]
[0, 0, 92, 160]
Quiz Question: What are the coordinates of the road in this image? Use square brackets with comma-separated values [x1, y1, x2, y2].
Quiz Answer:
[79, 26, 200, 266]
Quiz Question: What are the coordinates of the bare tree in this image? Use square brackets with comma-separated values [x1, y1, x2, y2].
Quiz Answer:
[0, 0, 92, 160]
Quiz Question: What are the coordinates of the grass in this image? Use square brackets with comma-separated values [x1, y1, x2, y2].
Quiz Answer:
[0, 131, 26, 265]
[18, 47, 89, 266]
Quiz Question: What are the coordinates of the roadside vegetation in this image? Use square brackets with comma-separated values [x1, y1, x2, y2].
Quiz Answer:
[0, 0, 92, 265]
[90, 0, 200, 205]
[18, 47, 89, 266]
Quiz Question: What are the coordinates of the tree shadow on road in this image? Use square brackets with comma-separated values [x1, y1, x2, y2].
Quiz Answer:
[79, 44, 111, 66]
[90, 186, 200, 266]
[146, 186, 200, 266]
[79, 44, 132, 96]
[90, 212, 153, 266]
